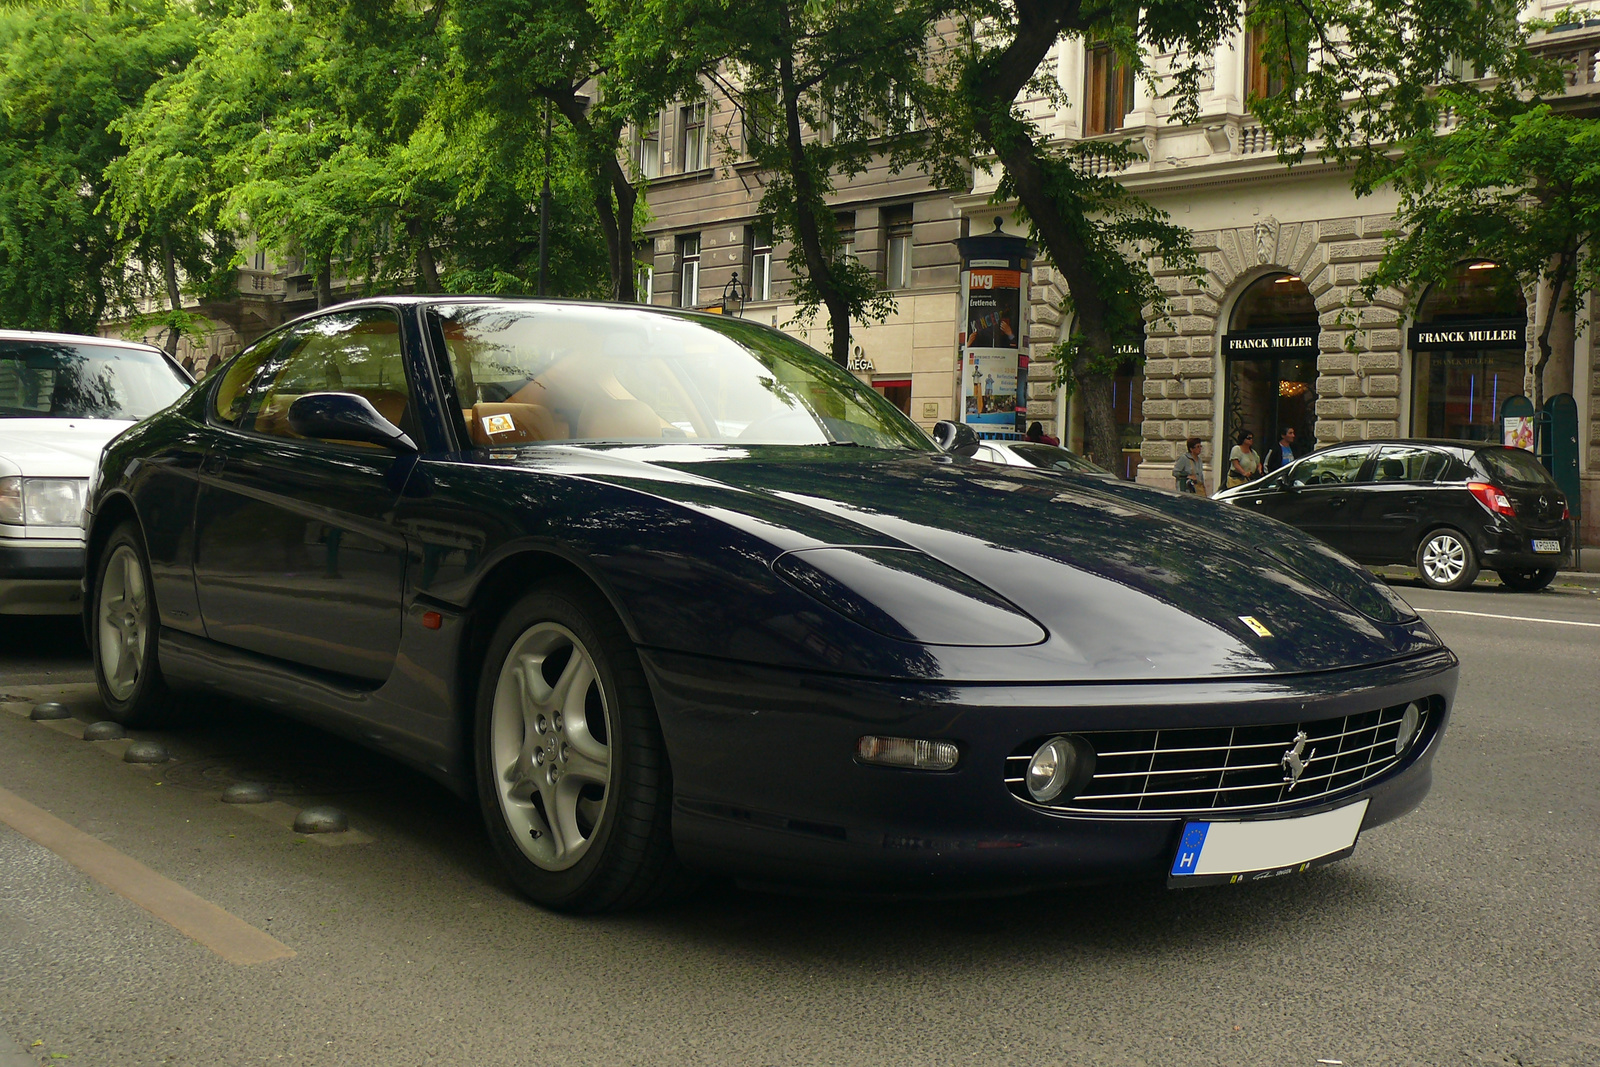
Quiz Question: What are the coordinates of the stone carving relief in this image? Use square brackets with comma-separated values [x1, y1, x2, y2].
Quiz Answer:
[1254, 217, 1279, 265]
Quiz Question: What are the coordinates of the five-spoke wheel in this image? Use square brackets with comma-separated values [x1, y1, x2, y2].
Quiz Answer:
[92, 522, 174, 725]
[474, 581, 679, 912]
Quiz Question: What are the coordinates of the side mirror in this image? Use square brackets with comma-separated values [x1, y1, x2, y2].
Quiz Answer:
[932, 420, 980, 458]
[287, 392, 417, 453]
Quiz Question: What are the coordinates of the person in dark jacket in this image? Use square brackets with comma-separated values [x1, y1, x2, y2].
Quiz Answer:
[1264, 426, 1297, 473]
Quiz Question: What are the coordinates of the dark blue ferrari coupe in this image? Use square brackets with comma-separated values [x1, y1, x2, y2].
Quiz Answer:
[84, 298, 1457, 911]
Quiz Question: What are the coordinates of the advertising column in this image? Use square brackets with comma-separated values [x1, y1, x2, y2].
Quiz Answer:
[957, 220, 1034, 437]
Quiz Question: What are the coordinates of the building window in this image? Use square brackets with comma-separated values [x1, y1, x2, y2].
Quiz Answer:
[680, 102, 707, 172]
[1245, 25, 1308, 100]
[635, 115, 661, 179]
[749, 223, 772, 302]
[873, 378, 913, 416]
[1223, 272, 1319, 453]
[836, 211, 856, 262]
[1409, 261, 1527, 441]
[884, 207, 913, 290]
[635, 242, 654, 304]
[889, 84, 920, 132]
[252, 249, 267, 271]
[743, 90, 777, 154]
[677, 235, 700, 307]
[1084, 43, 1134, 135]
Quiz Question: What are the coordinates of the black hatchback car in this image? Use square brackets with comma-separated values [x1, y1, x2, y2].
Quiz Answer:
[1215, 439, 1572, 591]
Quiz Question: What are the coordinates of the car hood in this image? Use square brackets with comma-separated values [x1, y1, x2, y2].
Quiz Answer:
[493, 444, 1440, 681]
[0, 419, 130, 478]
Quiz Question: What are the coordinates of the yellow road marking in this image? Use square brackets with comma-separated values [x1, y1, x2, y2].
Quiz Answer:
[0, 785, 294, 965]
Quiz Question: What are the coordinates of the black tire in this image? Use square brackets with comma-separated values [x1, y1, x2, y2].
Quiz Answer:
[91, 521, 177, 726]
[1415, 528, 1479, 591]
[1496, 566, 1557, 592]
[473, 580, 679, 912]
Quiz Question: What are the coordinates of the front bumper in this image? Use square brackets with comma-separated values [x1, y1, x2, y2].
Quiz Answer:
[0, 540, 86, 614]
[643, 647, 1458, 892]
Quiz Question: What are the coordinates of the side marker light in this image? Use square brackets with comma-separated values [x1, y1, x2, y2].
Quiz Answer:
[422, 611, 442, 630]
[856, 735, 959, 771]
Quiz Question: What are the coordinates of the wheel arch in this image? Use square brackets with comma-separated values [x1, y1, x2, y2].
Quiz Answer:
[81, 491, 144, 641]
[453, 548, 646, 773]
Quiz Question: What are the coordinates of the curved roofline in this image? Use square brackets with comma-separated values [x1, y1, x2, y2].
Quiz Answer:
[0, 329, 165, 354]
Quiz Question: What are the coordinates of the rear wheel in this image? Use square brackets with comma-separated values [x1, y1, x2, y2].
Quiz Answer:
[92, 522, 176, 725]
[473, 581, 678, 912]
[1496, 566, 1557, 592]
[1416, 528, 1479, 591]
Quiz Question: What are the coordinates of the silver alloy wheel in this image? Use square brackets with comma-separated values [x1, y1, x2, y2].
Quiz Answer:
[98, 544, 149, 702]
[489, 622, 613, 871]
[1421, 532, 1467, 586]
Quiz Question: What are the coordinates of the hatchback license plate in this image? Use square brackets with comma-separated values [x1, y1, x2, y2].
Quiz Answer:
[1168, 800, 1368, 887]
[1532, 539, 1561, 553]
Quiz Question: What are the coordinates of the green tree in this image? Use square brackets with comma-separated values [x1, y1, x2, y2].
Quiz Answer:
[0, 2, 204, 332]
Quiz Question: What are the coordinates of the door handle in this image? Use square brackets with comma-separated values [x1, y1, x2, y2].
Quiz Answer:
[200, 453, 227, 475]
[1328, 497, 1345, 508]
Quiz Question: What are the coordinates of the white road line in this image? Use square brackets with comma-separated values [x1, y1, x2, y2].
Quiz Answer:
[1416, 608, 1600, 629]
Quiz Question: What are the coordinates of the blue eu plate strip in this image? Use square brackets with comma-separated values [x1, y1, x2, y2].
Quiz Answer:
[1171, 822, 1210, 876]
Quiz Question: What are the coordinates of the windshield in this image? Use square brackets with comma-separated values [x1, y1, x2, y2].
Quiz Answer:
[1007, 442, 1111, 474]
[431, 303, 935, 451]
[1474, 447, 1556, 487]
[0, 339, 190, 420]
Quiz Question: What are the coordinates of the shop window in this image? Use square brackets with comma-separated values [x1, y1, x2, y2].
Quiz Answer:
[1245, 24, 1308, 100]
[1409, 261, 1527, 441]
[884, 207, 913, 290]
[873, 378, 912, 416]
[677, 234, 700, 307]
[1223, 272, 1319, 453]
[1084, 42, 1134, 134]
[1112, 326, 1145, 480]
[748, 223, 773, 302]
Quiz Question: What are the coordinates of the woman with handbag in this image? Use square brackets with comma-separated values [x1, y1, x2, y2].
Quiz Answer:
[1227, 430, 1260, 488]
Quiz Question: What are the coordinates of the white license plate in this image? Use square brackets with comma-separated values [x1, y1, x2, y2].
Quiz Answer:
[1169, 799, 1368, 886]
[1532, 539, 1561, 554]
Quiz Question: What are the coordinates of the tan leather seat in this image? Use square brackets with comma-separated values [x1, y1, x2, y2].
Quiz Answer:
[469, 402, 566, 445]
[575, 398, 663, 440]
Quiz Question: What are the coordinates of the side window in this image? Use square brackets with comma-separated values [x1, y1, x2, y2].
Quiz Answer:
[235, 309, 412, 442]
[1372, 445, 1448, 482]
[212, 333, 291, 425]
[1291, 448, 1368, 486]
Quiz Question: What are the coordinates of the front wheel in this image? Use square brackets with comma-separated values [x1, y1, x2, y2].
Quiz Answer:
[474, 581, 678, 912]
[1496, 566, 1557, 592]
[1416, 528, 1479, 591]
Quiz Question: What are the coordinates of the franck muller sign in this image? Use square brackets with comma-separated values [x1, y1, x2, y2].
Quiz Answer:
[1408, 319, 1525, 351]
[1222, 329, 1319, 354]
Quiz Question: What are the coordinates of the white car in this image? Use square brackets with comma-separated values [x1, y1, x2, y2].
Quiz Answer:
[0, 330, 192, 614]
[970, 439, 1115, 476]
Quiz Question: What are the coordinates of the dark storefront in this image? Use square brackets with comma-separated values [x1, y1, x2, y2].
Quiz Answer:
[1223, 272, 1319, 452]
[1112, 326, 1145, 480]
[1408, 261, 1528, 442]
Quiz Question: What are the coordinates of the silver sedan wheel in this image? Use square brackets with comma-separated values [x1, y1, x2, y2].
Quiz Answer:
[1420, 532, 1468, 586]
[489, 622, 613, 872]
[98, 544, 149, 702]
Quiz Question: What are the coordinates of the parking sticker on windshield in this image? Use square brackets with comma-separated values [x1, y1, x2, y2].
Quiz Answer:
[482, 413, 516, 436]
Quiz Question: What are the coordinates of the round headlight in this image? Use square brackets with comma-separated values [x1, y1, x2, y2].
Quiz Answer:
[1026, 736, 1079, 803]
[1395, 702, 1421, 755]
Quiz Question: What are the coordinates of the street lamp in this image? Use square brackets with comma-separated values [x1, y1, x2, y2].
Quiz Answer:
[721, 272, 746, 316]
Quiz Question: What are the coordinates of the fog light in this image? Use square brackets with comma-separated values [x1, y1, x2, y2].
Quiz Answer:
[1395, 702, 1421, 755]
[856, 735, 958, 771]
[1027, 737, 1081, 802]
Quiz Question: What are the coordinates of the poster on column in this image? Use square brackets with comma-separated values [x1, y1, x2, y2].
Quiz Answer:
[961, 268, 1023, 430]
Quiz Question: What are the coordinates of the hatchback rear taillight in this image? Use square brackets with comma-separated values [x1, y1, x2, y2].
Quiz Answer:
[1562, 502, 1571, 521]
[1467, 481, 1516, 517]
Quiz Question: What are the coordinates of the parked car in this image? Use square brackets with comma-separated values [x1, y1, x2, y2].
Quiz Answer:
[1214, 439, 1572, 591]
[84, 298, 1456, 911]
[0, 330, 192, 615]
[970, 439, 1115, 476]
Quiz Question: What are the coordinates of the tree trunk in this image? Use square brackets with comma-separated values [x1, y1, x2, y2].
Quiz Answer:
[416, 243, 440, 294]
[161, 235, 183, 357]
[551, 90, 637, 303]
[315, 259, 333, 308]
[1075, 371, 1118, 469]
[777, 15, 853, 366]
[1533, 252, 1573, 410]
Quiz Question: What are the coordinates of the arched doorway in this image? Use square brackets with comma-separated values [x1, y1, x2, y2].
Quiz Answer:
[1112, 322, 1145, 480]
[1407, 261, 1527, 441]
[1222, 272, 1319, 454]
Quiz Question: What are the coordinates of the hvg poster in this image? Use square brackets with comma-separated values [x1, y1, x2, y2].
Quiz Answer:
[962, 268, 1023, 429]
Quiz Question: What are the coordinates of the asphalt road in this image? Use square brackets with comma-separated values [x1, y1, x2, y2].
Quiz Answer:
[1, 576, 1596, 1067]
